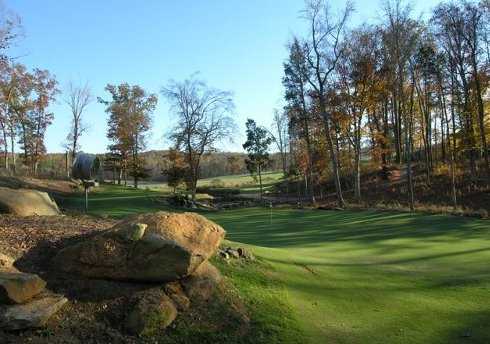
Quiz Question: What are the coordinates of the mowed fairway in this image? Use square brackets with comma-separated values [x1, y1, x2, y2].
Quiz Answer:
[58, 187, 490, 343]
[207, 208, 490, 344]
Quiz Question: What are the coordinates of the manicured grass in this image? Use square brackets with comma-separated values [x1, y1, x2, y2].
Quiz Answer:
[208, 208, 490, 344]
[54, 185, 171, 217]
[134, 171, 284, 194]
[58, 185, 490, 343]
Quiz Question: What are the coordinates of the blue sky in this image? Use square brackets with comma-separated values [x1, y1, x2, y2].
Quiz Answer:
[8, 0, 440, 153]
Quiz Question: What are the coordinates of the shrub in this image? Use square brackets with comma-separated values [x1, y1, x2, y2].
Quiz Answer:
[477, 209, 488, 219]
[196, 187, 240, 197]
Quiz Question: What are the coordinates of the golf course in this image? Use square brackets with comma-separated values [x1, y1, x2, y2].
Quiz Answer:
[58, 185, 490, 344]
[2, 0, 490, 342]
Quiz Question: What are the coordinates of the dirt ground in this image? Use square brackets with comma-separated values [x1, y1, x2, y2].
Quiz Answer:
[0, 176, 79, 195]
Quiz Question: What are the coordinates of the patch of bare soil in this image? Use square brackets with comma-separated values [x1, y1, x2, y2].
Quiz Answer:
[0, 215, 249, 344]
[0, 176, 79, 195]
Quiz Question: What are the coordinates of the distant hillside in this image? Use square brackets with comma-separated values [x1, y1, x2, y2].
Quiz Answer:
[5, 150, 284, 181]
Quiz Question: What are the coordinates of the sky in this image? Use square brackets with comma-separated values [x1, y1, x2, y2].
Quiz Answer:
[7, 0, 441, 154]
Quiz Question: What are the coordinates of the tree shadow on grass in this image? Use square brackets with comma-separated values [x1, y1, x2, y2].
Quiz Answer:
[265, 247, 490, 267]
[209, 209, 490, 248]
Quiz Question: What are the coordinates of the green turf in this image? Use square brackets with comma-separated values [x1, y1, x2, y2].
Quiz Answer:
[207, 208, 490, 344]
[55, 186, 171, 217]
[197, 171, 284, 194]
[58, 185, 490, 344]
[131, 171, 284, 194]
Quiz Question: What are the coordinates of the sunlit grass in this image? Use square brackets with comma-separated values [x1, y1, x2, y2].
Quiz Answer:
[131, 171, 284, 193]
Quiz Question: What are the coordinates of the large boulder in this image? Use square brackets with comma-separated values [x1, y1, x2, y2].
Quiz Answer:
[0, 294, 67, 330]
[54, 212, 226, 282]
[0, 187, 60, 216]
[0, 271, 46, 304]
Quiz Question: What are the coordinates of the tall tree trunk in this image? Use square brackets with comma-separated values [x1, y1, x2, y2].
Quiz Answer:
[1, 125, 7, 170]
[353, 117, 362, 203]
[258, 164, 263, 201]
[9, 130, 15, 174]
[65, 151, 70, 178]
[304, 118, 316, 203]
[71, 121, 78, 162]
[471, 54, 490, 181]
[354, 144, 361, 203]
[406, 74, 416, 211]
[321, 109, 345, 208]
[133, 135, 139, 189]
[444, 92, 458, 209]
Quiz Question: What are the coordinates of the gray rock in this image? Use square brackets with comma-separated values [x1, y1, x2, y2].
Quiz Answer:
[237, 247, 255, 261]
[218, 250, 230, 260]
[226, 248, 240, 259]
[0, 294, 67, 330]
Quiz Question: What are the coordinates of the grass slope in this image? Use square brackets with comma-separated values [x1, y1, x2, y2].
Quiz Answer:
[121, 171, 284, 195]
[58, 185, 490, 344]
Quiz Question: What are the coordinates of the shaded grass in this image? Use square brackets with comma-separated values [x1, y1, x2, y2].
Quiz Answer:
[58, 184, 490, 343]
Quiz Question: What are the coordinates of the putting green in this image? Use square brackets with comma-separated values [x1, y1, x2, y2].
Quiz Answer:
[207, 208, 490, 344]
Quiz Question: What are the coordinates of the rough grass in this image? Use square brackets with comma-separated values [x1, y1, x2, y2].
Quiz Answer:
[58, 185, 490, 343]
[162, 257, 304, 344]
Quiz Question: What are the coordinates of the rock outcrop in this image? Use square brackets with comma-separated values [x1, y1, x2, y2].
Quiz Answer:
[218, 246, 255, 261]
[0, 294, 67, 330]
[0, 253, 67, 331]
[0, 271, 47, 304]
[0, 187, 60, 216]
[54, 212, 225, 282]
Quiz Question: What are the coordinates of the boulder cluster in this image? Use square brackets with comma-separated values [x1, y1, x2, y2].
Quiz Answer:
[218, 246, 255, 261]
[0, 253, 67, 330]
[53, 211, 227, 336]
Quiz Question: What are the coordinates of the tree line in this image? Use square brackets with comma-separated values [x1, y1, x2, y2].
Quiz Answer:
[279, 0, 490, 209]
[0, 4, 238, 195]
[3, 0, 489, 212]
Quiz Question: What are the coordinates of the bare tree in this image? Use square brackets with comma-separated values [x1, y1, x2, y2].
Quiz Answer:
[270, 109, 289, 176]
[299, 0, 354, 207]
[461, 1, 490, 181]
[337, 26, 380, 203]
[284, 38, 317, 202]
[162, 76, 236, 201]
[65, 81, 92, 162]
